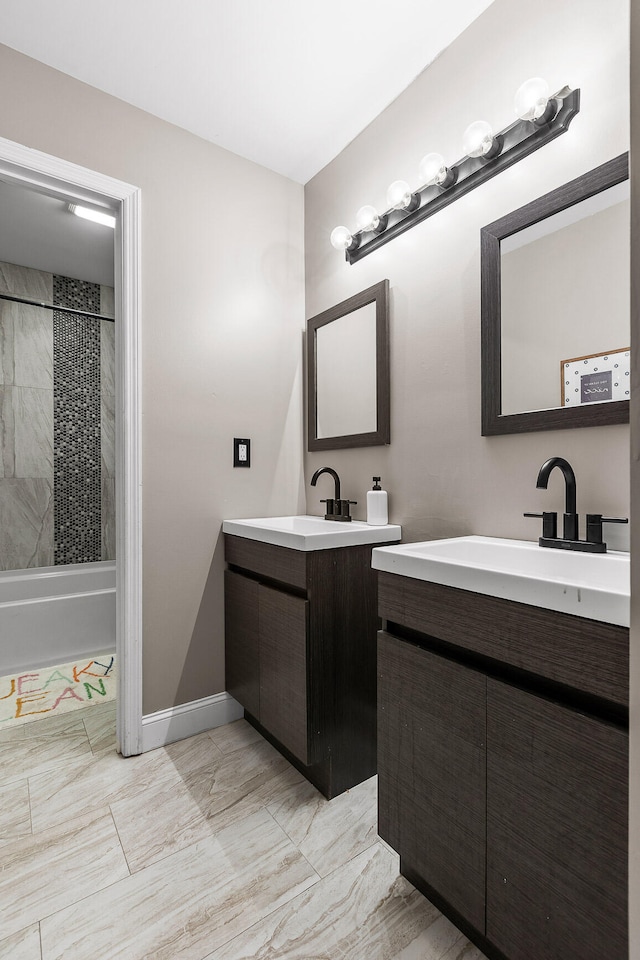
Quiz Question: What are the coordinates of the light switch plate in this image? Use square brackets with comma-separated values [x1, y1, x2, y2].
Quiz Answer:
[233, 437, 251, 467]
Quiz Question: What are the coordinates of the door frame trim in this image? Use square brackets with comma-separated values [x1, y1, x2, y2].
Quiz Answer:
[0, 135, 143, 755]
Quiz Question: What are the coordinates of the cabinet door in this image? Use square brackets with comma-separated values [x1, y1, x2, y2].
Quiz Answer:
[487, 678, 628, 960]
[224, 570, 260, 718]
[259, 583, 310, 765]
[378, 631, 487, 931]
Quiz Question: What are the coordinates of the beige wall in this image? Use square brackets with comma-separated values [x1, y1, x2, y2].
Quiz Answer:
[304, 0, 630, 553]
[0, 43, 305, 714]
[630, 0, 638, 954]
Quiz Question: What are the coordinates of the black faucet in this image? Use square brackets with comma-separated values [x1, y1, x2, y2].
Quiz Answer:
[310, 466, 357, 522]
[525, 456, 627, 553]
[536, 457, 578, 541]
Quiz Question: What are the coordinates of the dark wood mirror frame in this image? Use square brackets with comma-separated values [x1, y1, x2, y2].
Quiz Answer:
[307, 279, 390, 450]
[481, 153, 629, 436]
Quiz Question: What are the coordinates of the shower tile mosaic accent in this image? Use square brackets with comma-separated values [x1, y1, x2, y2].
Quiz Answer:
[53, 305, 101, 565]
[0, 264, 114, 570]
[53, 275, 100, 314]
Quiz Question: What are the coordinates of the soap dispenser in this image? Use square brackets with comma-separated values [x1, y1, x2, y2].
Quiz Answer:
[367, 477, 388, 526]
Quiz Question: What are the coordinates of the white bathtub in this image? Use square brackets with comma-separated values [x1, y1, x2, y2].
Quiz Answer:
[0, 561, 116, 675]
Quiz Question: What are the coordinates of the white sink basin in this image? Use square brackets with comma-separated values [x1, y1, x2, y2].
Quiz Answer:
[223, 515, 401, 552]
[372, 535, 630, 626]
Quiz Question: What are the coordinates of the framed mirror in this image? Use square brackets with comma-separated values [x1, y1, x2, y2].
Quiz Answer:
[307, 279, 390, 450]
[481, 153, 629, 435]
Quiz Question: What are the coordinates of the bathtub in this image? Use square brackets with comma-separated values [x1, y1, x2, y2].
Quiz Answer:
[0, 561, 116, 675]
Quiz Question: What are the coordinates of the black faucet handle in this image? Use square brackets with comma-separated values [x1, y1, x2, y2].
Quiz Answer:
[336, 499, 357, 521]
[586, 514, 628, 545]
[524, 511, 558, 539]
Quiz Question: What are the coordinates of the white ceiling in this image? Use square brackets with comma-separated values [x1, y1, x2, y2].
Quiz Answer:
[1, 0, 496, 184]
[0, 179, 115, 285]
[0, 0, 496, 283]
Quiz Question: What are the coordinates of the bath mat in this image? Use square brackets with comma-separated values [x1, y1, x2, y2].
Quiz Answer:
[0, 653, 116, 729]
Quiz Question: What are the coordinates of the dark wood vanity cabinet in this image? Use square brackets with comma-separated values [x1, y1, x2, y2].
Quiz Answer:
[225, 533, 394, 799]
[377, 572, 629, 960]
[226, 570, 310, 763]
[378, 632, 486, 931]
[224, 570, 260, 720]
[486, 679, 628, 960]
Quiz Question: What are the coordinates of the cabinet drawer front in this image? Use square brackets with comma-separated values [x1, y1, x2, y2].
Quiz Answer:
[378, 573, 628, 707]
[487, 678, 628, 960]
[224, 570, 260, 718]
[378, 631, 487, 931]
[259, 583, 310, 765]
[225, 534, 307, 589]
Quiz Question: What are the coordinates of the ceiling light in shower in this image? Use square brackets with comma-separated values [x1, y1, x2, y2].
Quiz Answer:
[69, 204, 116, 228]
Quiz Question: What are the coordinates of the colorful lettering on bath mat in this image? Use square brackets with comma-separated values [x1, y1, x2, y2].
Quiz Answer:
[0, 654, 116, 728]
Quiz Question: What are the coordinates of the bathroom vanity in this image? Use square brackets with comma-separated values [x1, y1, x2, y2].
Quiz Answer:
[373, 537, 629, 960]
[223, 515, 401, 799]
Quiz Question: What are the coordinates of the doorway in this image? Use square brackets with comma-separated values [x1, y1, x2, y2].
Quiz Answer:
[0, 135, 142, 755]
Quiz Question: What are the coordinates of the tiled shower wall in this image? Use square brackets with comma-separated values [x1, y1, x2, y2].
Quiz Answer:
[0, 261, 115, 571]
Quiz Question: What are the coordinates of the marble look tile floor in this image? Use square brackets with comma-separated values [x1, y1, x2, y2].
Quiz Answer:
[0, 710, 488, 960]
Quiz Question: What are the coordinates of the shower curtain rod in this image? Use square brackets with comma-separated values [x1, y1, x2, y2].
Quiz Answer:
[0, 291, 114, 322]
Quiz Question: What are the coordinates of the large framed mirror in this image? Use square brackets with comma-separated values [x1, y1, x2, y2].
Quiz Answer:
[481, 153, 629, 435]
[307, 279, 390, 450]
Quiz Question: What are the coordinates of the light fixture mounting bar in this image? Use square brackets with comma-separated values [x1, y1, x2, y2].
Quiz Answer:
[347, 86, 580, 265]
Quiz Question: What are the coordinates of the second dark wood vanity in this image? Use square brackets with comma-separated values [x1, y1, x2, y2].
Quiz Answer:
[377, 571, 629, 960]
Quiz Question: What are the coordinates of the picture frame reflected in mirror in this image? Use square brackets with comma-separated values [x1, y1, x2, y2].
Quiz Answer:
[561, 347, 630, 407]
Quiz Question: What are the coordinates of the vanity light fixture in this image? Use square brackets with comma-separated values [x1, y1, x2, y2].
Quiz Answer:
[418, 152, 457, 190]
[514, 76, 557, 124]
[462, 120, 502, 160]
[330, 225, 359, 252]
[386, 179, 420, 212]
[355, 204, 388, 234]
[69, 203, 116, 228]
[331, 79, 580, 264]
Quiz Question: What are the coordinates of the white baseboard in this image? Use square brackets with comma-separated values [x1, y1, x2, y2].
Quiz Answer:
[141, 691, 244, 752]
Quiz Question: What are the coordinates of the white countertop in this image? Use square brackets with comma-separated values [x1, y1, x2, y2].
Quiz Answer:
[372, 535, 630, 627]
[223, 515, 401, 552]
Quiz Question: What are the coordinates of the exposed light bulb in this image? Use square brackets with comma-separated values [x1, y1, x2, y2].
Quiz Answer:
[463, 120, 498, 159]
[69, 204, 116, 228]
[356, 204, 381, 233]
[418, 152, 456, 189]
[330, 225, 354, 251]
[419, 152, 445, 185]
[386, 180, 414, 210]
[514, 77, 550, 121]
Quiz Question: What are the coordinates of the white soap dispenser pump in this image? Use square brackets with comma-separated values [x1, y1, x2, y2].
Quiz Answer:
[367, 476, 388, 526]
